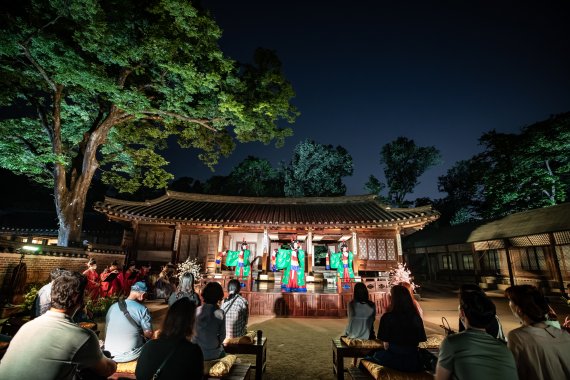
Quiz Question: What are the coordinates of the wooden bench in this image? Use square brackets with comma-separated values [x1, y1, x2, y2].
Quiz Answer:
[332, 338, 378, 380]
[109, 363, 252, 380]
[223, 337, 267, 380]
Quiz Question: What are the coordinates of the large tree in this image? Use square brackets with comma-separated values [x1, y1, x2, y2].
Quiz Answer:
[476, 113, 570, 218]
[284, 140, 353, 197]
[437, 113, 570, 221]
[0, 0, 297, 246]
[226, 156, 283, 196]
[379, 137, 441, 206]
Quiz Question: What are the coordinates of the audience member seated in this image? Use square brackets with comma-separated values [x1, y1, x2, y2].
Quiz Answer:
[457, 284, 505, 341]
[344, 282, 376, 339]
[104, 281, 153, 362]
[135, 297, 204, 379]
[192, 281, 226, 360]
[435, 290, 517, 380]
[0, 272, 116, 379]
[222, 279, 249, 340]
[367, 284, 426, 372]
[505, 285, 570, 380]
[400, 281, 423, 319]
[168, 272, 201, 307]
[30, 267, 66, 318]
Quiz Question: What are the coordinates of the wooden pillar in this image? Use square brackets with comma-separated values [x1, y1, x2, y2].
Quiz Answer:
[471, 243, 480, 283]
[307, 230, 313, 274]
[262, 228, 268, 273]
[351, 230, 359, 276]
[172, 223, 181, 263]
[548, 233, 566, 295]
[503, 239, 515, 287]
[130, 221, 139, 264]
[424, 251, 432, 281]
[217, 227, 225, 273]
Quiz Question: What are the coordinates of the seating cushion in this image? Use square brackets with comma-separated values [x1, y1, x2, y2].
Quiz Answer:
[341, 336, 384, 348]
[224, 330, 257, 345]
[115, 360, 137, 374]
[208, 354, 237, 377]
[361, 359, 434, 380]
[418, 334, 444, 350]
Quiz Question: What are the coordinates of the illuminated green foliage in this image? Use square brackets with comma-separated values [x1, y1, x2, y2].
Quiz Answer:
[0, 1, 297, 245]
[283, 140, 353, 197]
[439, 112, 570, 220]
[379, 137, 441, 206]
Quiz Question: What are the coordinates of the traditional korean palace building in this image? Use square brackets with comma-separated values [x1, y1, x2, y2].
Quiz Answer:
[403, 202, 570, 295]
[95, 191, 440, 275]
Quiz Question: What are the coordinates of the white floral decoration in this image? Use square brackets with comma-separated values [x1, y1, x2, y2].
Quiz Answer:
[176, 258, 202, 280]
[388, 263, 418, 290]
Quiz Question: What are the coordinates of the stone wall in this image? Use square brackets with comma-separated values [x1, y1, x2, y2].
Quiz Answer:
[0, 250, 126, 287]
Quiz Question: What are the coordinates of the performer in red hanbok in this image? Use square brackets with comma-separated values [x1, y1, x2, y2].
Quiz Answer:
[119, 261, 139, 296]
[82, 258, 100, 300]
[100, 261, 121, 297]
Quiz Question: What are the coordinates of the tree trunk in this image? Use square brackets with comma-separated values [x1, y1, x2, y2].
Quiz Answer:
[56, 190, 88, 247]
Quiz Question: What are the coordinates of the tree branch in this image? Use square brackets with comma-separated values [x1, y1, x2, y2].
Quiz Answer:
[18, 42, 57, 91]
[140, 111, 220, 131]
[22, 16, 62, 46]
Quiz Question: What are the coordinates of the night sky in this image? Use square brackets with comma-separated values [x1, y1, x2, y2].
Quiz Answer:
[163, 0, 570, 200]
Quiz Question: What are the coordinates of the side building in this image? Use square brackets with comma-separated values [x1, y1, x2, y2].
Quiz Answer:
[403, 203, 570, 294]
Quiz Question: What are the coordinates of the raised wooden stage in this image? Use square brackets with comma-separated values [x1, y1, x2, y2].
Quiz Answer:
[203, 278, 391, 318]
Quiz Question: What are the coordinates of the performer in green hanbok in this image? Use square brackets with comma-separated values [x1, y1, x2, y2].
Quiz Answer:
[273, 240, 306, 292]
[330, 241, 355, 289]
[220, 240, 251, 285]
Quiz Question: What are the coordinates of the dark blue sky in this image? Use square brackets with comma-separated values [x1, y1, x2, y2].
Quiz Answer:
[164, 0, 570, 200]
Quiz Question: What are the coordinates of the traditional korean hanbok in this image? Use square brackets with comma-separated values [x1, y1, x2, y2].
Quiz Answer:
[82, 268, 100, 300]
[225, 248, 251, 281]
[275, 243, 306, 292]
[330, 248, 355, 289]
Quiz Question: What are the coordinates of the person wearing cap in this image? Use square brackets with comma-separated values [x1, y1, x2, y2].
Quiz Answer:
[104, 281, 154, 362]
[83, 258, 100, 300]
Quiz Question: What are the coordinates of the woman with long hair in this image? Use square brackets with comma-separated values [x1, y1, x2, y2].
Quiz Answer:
[369, 284, 426, 372]
[505, 285, 570, 380]
[344, 282, 376, 339]
[135, 297, 204, 379]
[168, 272, 201, 307]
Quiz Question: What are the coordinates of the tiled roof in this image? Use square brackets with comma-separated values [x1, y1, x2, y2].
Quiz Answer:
[0, 210, 123, 235]
[403, 203, 570, 249]
[467, 202, 570, 242]
[95, 191, 439, 228]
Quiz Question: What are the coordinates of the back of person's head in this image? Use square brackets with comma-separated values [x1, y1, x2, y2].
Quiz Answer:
[353, 282, 369, 303]
[390, 284, 417, 315]
[227, 279, 241, 299]
[505, 285, 547, 323]
[202, 281, 224, 305]
[460, 283, 483, 295]
[179, 272, 195, 293]
[51, 271, 86, 310]
[50, 267, 66, 282]
[400, 281, 415, 296]
[161, 297, 197, 339]
[460, 290, 496, 328]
